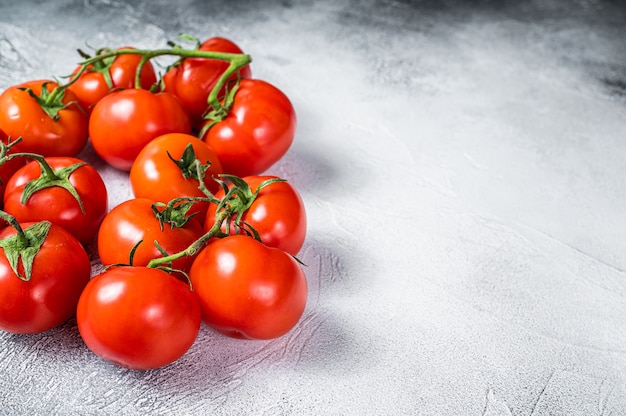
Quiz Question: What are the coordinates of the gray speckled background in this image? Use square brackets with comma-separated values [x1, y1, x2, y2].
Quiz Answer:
[1, 0, 626, 415]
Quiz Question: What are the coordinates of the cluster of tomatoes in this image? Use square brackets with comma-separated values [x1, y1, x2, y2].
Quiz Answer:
[0, 36, 308, 370]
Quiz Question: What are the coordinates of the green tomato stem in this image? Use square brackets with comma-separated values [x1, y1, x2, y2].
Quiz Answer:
[8, 151, 57, 178]
[78, 47, 251, 91]
[146, 208, 230, 269]
[0, 210, 27, 249]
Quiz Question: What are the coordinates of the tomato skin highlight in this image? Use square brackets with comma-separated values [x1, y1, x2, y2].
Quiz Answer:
[97, 197, 204, 272]
[130, 133, 223, 220]
[0, 80, 88, 157]
[0, 222, 91, 334]
[3, 157, 108, 245]
[201, 79, 296, 178]
[163, 37, 252, 129]
[77, 266, 201, 370]
[205, 175, 307, 256]
[89, 89, 191, 171]
[68, 47, 157, 114]
[189, 235, 308, 340]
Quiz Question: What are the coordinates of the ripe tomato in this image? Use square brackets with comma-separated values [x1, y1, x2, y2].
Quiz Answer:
[97, 197, 204, 272]
[163, 37, 252, 129]
[68, 47, 157, 114]
[205, 175, 306, 255]
[200, 79, 296, 177]
[130, 133, 223, 220]
[77, 266, 201, 370]
[0, 221, 91, 334]
[89, 89, 191, 171]
[0, 80, 88, 157]
[3, 157, 108, 245]
[189, 235, 307, 340]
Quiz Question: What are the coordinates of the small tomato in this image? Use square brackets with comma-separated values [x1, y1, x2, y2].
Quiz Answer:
[200, 79, 296, 178]
[0, 80, 88, 157]
[189, 235, 307, 340]
[89, 89, 191, 171]
[3, 157, 108, 245]
[0, 221, 91, 334]
[130, 133, 223, 220]
[77, 266, 201, 370]
[97, 197, 203, 272]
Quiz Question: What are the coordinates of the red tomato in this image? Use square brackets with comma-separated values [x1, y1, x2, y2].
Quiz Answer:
[77, 266, 201, 370]
[68, 47, 157, 114]
[130, 133, 223, 220]
[163, 37, 252, 129]
[89, 89, 191, 171]
[205, 175, 306, 255]
[189, 235, 307, 340]
[3, 157, 108, 245]
[0, 221, 91, 334]
[97, 197, 204, 272]
[0, 80, 88, 157]
[200, 79, 296, 177]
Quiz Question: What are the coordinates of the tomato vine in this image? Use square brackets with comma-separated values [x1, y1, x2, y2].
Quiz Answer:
[0, 34, 308, 368]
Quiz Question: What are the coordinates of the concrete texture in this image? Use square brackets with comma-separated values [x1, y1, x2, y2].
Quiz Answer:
[0, 0, 625, 414]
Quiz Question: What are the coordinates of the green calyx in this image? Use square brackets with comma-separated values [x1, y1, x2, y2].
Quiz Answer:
[168, 143, 222, 203]
[18, 82, 74, 121]
[167, 143, 208, 181]
[151, 197, 207, 230]
[215, 175, 286, 239]
[0, 213, 51, 282]
[198, 79, 241, 137]
[21, 160, 86, 214]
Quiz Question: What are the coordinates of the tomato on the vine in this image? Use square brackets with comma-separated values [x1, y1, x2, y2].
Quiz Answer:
[0, 80, 88, 157]
[200, 79, 296, 178]
[0, 220, 91, 334]
[130, 133, 223, 220]
[77, 266, 201, 370]
[189, 235, 307, 340]
[163, 37, 252, 129]
[98, 197, 204, 272]
[68, 46, 157, 114]
[89, 88, 191, 171]
[3, 157, 108, 245]
[205, 175, 306, 256]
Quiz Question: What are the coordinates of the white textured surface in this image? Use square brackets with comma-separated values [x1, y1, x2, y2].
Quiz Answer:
[1, 1, 626, 415]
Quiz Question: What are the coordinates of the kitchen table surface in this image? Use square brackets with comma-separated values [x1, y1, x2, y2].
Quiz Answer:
[0, 1, 625, 415]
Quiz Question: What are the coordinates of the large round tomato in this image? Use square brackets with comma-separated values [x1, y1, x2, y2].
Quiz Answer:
[3, 157, 108, 245]
[0, 80, 88, 157]
[0, 221, 91, 334]
[130, 133, 223, 220]
[97, 197, 204, 272]
[163, 37, 252, 129]
[68, 47, 157, 114]
[200, 79, 296, 177]
[77, 266, 201, 370]
[205, 175, 306, 255]
[89, 89, 191, 171]
[189, 235, 307, 340]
